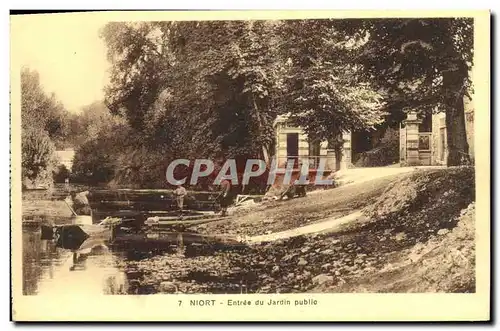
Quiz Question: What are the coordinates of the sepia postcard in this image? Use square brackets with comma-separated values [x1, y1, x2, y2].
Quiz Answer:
[10, 10, 490, 322]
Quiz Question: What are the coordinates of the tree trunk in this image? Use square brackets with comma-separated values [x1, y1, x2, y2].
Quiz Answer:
[334, 146, 342, 171]
[262, 145, 269, 164]
[328, 132, 343, 171]
[252, 93, 270, 163]
[442, 63, 470, 166]
[445, 97, 469, 166]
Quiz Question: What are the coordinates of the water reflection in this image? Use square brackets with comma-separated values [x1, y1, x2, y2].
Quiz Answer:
[23, 222, 250, 296]
[22, 227, 128, 296]
[22, 229, 64, 295]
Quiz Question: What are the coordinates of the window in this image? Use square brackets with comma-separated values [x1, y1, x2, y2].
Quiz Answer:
[286, 133, 299, 157]
[286, 133, 299, 168]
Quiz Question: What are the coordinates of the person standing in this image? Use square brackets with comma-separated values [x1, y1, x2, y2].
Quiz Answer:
[64, 177, 70, 192]
[70, 190, 92, 215]
[218, 179, 232, 217]
[173, 184, 187, 217]
[295, 161, 308, 197]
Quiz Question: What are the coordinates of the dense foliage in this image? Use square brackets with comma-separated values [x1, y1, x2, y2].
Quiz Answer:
[354, 128, 400, 167]
[21, 127, 56, 188]
[346, 18, 474, 165]
[21, 68, 72, 188]
[63, 18, 474, 188]
[70, 101, 129, 185]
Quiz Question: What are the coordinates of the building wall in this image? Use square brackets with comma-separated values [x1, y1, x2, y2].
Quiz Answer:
[464, 97, 474, 162]
[274, 121, 332, 169]
[431, 113, 447, 165]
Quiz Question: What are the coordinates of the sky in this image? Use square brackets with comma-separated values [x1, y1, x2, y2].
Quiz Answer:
[12, 13, 112, 113]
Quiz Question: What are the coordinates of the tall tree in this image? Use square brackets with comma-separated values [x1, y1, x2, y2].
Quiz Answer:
[101, 22, 174, 131]
[21, 67, 70, 187]
[225, 20, 287, 162]
[279, 19, 387, 163]
[161, 20, 287, 163]
[101, 20, 285, 165]
[349, 18, 474, 165]
[21, 68, 49, 129]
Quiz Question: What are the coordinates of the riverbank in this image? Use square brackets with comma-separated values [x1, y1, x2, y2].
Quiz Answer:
[117, 167, 475, 294]
[192, 172, 410, 237]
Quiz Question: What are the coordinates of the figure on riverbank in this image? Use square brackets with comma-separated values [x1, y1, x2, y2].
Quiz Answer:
[173, 184, 187, 217]
[279, 162, 308, 200]
[70, 190, 92, 215]
[218, 179, 233, 217]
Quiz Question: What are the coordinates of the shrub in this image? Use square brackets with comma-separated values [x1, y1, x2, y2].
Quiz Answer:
[52, 164, 70, 183]
[354, 127, 399, 167]
[72, 136, 117, 185]
[110, 146, 169, 189]
[22, 127, 57, 189]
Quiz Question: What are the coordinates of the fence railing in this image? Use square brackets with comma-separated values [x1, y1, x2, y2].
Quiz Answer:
[274, 156, 334, 170]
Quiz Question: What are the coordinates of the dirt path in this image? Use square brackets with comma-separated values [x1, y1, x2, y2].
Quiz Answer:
[247, 211, 363, 244]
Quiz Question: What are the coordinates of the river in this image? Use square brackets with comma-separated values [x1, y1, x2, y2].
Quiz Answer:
[22, 225, 130, 296]
[21, 183, 256, 296]
[21, 222, 254, 296]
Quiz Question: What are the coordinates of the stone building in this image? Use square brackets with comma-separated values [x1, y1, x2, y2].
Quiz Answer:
[273, 114, 352, 171]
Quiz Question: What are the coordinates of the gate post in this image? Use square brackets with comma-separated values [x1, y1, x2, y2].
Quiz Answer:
[341, 132, 352, 169]
[403, 112, 422, 166]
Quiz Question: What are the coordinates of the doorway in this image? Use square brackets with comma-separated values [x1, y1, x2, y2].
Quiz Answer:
[286, 133, 299, 168]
